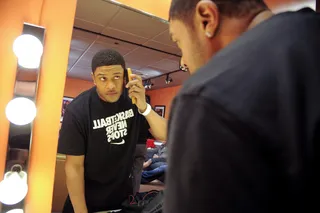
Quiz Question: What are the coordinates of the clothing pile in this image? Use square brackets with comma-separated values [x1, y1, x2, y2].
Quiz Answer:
[121, 190, 164, 213]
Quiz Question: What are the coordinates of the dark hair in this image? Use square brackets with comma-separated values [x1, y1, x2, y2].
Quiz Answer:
[169, 0, 268, 22]
[91, 49, 126, 73]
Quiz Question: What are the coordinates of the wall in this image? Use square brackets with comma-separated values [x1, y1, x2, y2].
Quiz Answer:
[64, 77, 94, 98]
[147, 86, 181, 119]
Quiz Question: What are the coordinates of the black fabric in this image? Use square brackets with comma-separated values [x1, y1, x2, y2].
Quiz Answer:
[121, 190, 164, 213]
[58, 87, 149, 212]
[165, 9, 320, 213]
[132, 144, 147, 194]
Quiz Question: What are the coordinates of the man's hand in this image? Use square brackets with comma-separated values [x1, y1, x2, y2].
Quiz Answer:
[126, 74, 147, 112]
[153, 154, 159, 159]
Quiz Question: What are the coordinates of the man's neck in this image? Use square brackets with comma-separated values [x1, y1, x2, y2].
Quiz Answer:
[216, 10, 273, 50]
[247, 10, 274, 30]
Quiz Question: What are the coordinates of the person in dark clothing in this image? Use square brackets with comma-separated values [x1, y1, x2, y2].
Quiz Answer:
[141, 145, 168, 184]
[58, 49, 167, 213]
[165, 1, 320, 213]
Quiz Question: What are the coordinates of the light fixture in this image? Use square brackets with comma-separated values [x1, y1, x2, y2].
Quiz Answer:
[13, 34, 43, 69]
[5, 97, 37, 125]
[6, 209, 24, 213]
[0, 165, 28, 205]
[144, 80, 153, 89]
[179, 64, 189, 72]
[165, 74, 173, 84]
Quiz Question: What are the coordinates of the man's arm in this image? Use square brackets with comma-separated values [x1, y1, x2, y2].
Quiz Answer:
[144, 110, 167, 141]
[165, 95, 273, 213]
[58, 109, 87, 213]
[65, 155, 87, 213]
[126, 74, 167, 141]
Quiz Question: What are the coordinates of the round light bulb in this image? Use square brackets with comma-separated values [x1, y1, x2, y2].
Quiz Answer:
[5, 97, 37, 125]
[6, 209, 24, 213]
[13, 34, 43, 69]
[0, 171, 28, 205]
[17, 56, 41, 69]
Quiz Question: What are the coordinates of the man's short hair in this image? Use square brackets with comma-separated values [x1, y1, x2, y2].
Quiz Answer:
[169, 0, 268, 22]
[91, 49, 126, 73]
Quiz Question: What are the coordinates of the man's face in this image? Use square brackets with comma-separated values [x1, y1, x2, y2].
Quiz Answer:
[92, 65, 124, 103]
[170, 19, 205, 74]
[169, 2, 221, 74]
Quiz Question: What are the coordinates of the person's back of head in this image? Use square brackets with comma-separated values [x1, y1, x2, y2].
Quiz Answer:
[168, 0, 272, 74]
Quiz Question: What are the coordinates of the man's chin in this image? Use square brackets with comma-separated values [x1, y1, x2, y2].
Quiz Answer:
[103, 96, 120, 103]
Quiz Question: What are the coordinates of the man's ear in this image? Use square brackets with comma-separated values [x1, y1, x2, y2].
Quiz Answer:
[195, 0, 219, 37]
[91, 72, 96, 85]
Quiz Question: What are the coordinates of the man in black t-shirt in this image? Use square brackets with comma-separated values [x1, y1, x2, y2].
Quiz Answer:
[58, 49, 167, 213]
[166, 1, 319, 213]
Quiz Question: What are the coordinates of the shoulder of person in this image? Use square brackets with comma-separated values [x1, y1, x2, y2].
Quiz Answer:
[179, 8, 320, 100]
[66, 87, 94, 117]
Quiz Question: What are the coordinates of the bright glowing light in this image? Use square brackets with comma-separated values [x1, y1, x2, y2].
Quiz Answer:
[5, 97, 37, 125]
[0, 171, 28, 205]
[13, 34, 43, 69]
[6, 209, 24, 213]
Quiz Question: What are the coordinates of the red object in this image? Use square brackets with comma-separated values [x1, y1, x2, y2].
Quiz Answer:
[146, 139, 156, 148]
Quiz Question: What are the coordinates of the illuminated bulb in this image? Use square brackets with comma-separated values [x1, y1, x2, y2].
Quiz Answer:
[0, 171, 28, 205]
[13, 34, 43, 69]
[6, 209, 24, 213]
[5, 97, 37, 125]
[17, 56, 41, 70]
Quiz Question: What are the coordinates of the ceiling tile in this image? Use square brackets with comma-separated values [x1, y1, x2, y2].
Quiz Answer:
[144, 40, 180, 56]
[87, 37, 138, 56]
[152, 29, 177, 47]
[139, 67, 164, 78]
[75, 0, 120, 26]
[72, 28, 98, 40]
[68, 48, 84, 65]
[168, 55, 181, 61]
[131, 69, 149, 79]
[124, 47, 168, 67]
[102, 27, 148, 44]
[107, 8, 168, 39]
[72, 59, 91, 70]
[126, 62, 143, 70]
[74, 18, 105, 33]
[80, 51, 96, 63]
[70, 37, 93, 51]
[68, 65, 92, 81]
[148, 58, 180, 71]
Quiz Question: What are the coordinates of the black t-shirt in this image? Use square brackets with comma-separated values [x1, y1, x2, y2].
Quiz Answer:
[58, 87, 149, 211]
[165, 9, 320, 213]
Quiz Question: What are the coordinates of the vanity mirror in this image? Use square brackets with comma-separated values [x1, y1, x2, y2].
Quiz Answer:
[0, 23, 45, 213]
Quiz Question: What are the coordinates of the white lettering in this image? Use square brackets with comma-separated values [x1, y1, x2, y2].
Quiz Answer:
[93, 109, 134, 144]
[93, 120, 99, 130]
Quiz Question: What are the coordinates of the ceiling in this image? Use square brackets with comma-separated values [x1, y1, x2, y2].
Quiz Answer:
[67, 0, 184, 90]
[67, 0, 316, 90]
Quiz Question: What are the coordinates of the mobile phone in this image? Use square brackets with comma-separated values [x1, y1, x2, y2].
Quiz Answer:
[127, 68, 136, 104]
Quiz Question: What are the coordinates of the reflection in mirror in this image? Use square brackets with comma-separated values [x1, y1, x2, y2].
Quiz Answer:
[0, 23, 44, 213]
[52, 0, 188, 212]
